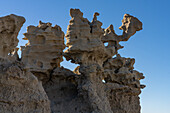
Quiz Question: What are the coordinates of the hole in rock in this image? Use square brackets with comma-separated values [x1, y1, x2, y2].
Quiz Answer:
[104, 42, 108, 47]
[60, 57, 79, 71]
[112, 54, 117, 58]
[102, 79, 106, 83]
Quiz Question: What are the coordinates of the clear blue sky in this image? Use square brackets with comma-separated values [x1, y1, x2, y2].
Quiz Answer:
[0, 0, 169, 113]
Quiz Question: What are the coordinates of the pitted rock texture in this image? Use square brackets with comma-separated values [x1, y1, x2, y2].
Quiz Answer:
[0, 59, 51, 113]
[0, 14, 51, 113]
[0, 14, 25, 60]
[0, 9, 144, 113]
[21, 21, 65, 81]
[64, 9, 109, 66]
[103, 55, 145, 113]
[64, 9, 114, 112]
[102, 14, 142, 55]
[63, 9, 144, 113]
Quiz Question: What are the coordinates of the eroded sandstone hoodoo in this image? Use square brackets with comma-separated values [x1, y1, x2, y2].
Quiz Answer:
[64, 9, 109, 66]
[21, 21, 65, 82]
[64, 9, 113, 112]
[0, 9, 145, 113]
[0, 15, 51, 113]
[103, 54, 145, 113]
[64, 8, 144, 113]
[0, 14, 25, 61]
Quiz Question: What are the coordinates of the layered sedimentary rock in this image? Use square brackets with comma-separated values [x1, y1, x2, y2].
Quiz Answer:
[64, 9, 144, 113]
[0, 14, 25, 61]
[64, 9, 113, 113]
[102, 14, 142, 55]
[103, 54, 145, 113]
[21, 21, 65, 82]
[0, 15, 51, 113]
[64, 9, 110, 66]
[0, 9, 145, 113]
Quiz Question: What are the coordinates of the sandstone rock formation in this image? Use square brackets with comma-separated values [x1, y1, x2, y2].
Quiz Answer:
[64, 9, 110, 66]
[0, 59, 51, 113]
[0, 9, 144, 113]
[103, 54, 145, 113]
[43, 67, 92, 113]
[0, 15, 51, 113]
[63, 8, 144, 113]
[64, 9, 114, 113]
[0, 14, 25, 61]
[21, 21, 65, 82]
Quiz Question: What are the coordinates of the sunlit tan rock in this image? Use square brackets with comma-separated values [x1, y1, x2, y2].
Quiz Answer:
[21, 21, 65, 81]
[0, 14, 25, 61]
[0, 9, 144, 113]
[0, 14, 51, 113]
[64, 9, 144, 113]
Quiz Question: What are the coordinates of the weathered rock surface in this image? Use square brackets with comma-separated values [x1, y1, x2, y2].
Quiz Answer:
[0, 9, 145, 113]
[0, 14, 51, 113]
[0, 59, 51, 113]
[64, 9, 144, 113]
[0, 14, 25, 61]
[103, 54, 145, 113]
[64, 9, 109, 66]
[21, 21, 65, 82]
[64, 9, 113, 113]
[43, 67, 92, 113]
